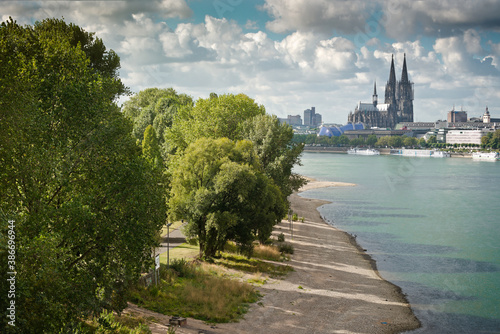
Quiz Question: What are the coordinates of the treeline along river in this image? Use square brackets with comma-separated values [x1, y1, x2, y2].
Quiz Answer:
[294, 152, 500, 333]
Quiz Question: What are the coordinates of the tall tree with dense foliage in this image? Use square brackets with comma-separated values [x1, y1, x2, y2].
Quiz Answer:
[165, 93, 266, 153]
[168, 138, 286, 258]
[142, 125, 163, 169]
[0, 18, 165, 332]
[241, 114, 306, 200]
[122, 88, 193, 146]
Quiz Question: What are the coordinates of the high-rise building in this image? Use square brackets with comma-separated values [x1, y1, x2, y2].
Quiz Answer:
[447, 108, 467, 122]
[304, 107, 322, 127]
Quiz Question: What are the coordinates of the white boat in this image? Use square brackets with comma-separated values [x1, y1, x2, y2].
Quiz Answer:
[472, 152, 499, 161]
[390, 149, 449, 158]
[430, 151, 451, 158]
[347, 148, 380, 155]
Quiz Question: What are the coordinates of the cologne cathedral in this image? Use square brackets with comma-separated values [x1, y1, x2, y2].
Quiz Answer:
[347, 54, 414, 129]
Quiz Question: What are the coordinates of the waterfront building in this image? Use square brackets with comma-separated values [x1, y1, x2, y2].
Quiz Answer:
[317, 123, 364, 137]
[347, 54, 414, 129]
[446, 129, 492, 145]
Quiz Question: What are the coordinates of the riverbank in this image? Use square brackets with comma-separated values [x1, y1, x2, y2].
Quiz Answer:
[215, 179, 420, 334]
[303, 146, 492, 159]
[128, 179, 421, 333]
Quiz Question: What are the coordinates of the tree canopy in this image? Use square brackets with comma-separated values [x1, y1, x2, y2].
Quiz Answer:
[0, 18, 165, 332]
[241, 114, 306, 199]
[165, 93, 266, 153]
[122, 87, 193, 146]
[168, 138, 286, 258]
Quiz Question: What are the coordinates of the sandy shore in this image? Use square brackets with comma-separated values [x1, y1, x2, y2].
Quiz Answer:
[130, 179, 420, 334]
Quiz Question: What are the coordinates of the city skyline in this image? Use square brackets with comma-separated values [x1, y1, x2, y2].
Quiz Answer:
[4, 0, 500, 123]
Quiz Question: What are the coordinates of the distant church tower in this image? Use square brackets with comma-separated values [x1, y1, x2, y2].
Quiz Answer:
[372, 81, 378, 106]
[385, 55, 397, 106]
[398, 54, 414, 122]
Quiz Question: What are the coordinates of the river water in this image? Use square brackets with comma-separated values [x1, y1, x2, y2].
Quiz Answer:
[294, 152, 500, 333]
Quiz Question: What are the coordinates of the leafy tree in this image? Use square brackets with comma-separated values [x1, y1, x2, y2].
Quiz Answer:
[403, 136, 417, 148]
[418, 138, 427, 147]
[122, 88, 193, 145]
[338, 135, 350, 146]
[376, 136, 390, 147]
[0, 18, 165, 332]
[389, 136, 403, 147]
[366, 134, 378, 147]
[427, 135, 437, 144]
[165, 93, 265, 153]
[487, 129, 500, 149]
[350, 137, 365, 147]
[304, 134, 317, 144]
[241, 115, 306, 201]
[33, 17, 127, 99]
[292, 134, 307, 144]
[169, 138, 285, 258]
[142, 125, 163, 169]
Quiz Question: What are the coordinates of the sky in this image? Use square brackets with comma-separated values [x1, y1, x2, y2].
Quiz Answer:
[3, 0, 500, 124]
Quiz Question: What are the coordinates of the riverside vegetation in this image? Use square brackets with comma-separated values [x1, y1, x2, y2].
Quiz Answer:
[294, 131, 500, 150]
[0, 18, 305, 333]
[129, 241, 294, 325]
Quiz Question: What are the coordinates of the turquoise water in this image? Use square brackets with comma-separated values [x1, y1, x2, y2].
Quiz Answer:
[294, 152, 500, 333]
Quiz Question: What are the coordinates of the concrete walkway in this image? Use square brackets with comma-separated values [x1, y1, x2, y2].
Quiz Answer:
[156, 224, 187, 255]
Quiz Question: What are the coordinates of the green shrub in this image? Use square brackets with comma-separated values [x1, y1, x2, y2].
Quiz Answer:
[292, 213, 298, 221]
[277, 233, 285, 242]
[187, 237, 199, 246]
[169, 258, 197, 278]
[278, 242, 294, 255]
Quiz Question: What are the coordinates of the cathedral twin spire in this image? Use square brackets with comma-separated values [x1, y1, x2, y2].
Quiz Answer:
[348, 53, 414, 128]
[401, 53, 409, 83]
[385, 53, 410, 105]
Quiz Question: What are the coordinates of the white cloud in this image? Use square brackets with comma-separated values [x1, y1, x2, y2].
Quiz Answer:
[433, 31, 499, 77]
[4, 0, 500, 123]
[314, 37, 357, 74]
[263, 0, 373, 34]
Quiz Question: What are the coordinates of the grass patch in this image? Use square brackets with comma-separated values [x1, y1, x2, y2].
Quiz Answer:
[82, 310, 152, 334]
[214, 252, 293, 278]
[129, 260, 260, 324]
[159, 242, 199, 264]
[252, 244, 281, 261]
[246, 272, 267, 286]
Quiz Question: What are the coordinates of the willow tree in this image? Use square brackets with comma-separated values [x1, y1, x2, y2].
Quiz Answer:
[168, 138, 286, 258]
[122, 88, 194, 146]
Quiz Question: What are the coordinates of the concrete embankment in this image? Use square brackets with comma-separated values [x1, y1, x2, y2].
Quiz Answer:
[303, 146, 474, 158]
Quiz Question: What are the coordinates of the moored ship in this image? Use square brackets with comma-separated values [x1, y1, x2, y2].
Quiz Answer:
[347, 148, 380, 155]
[472, 152, 499, 161]
[390, 149, 450, 157]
